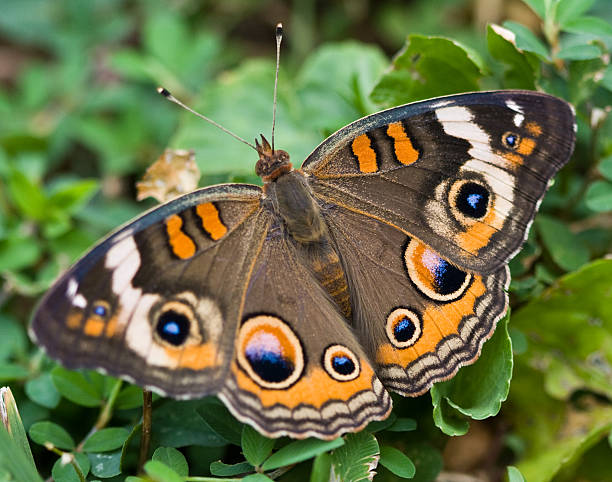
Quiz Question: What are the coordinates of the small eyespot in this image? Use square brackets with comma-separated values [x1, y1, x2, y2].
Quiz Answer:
[156, 310, 191, 346]
[502, 132, 520, 149]
[455, 182, 489, 219]
[323, 345, 360, 381]
[386, 308, 422, 348]
[92, 300, 110, 318]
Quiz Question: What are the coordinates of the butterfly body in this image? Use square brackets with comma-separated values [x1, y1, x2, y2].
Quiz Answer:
[31, 90, 575, 439]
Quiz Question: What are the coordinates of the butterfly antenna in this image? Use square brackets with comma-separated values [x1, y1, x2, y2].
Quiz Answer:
[271, 22, 283, 152]
[157, 87, 257, 151]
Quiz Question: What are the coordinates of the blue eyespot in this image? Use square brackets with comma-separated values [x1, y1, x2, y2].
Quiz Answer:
[332, 355, 355, 376]
[245, 345, 294, 383]
[394, 316, 416, 342]
[503, 132, 519, 148]
[93, 304, 107, 317]
[456, 182, 489, 219]
[431, 257, 468, 296]
[156, 310, 190, 346]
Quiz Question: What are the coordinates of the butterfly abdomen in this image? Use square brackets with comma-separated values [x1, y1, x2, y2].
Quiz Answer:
[310, 246, 352, 319]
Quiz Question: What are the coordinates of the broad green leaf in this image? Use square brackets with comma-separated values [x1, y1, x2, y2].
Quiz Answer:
[503, 21, 550, 60]
[432, 314, 512, 434]
[195, 400, 243, 446]
[25, 373, 61, 409]
[511, 260, 612, 400]
[0, 363, 29, 381]
[152, 447, 188, 477]
[557, 44, 602, 60]
[114, 385, 146, 410]
[487, 24, 538, 89]
[507, 466, 525, 482]
[82, 427, 130, 453]
[0, 387, 37, 471]
[144, 460, 182, 482]
[366, 413, 397, 433]
[310, 452, 332, 482]
[209, 460, 253, 476]
[262, 437, 345, 471]
[243, 474, 273, 482]
[585, 180, 612, 212]
[331, 431, 379, 482]
[371, 35, 484, 107]
[562, 16, 612, 36]
[599, 155, 612, 181]
[379, 446, 416, 478]
[154, 399, 227, 447]
[536, 215, 589, 271]
[29, 421, 75, 450]
[522, 0, 546, 19]
[556, 0, 597, 27]
[47, 179, 98, 214]
[88, 450, 122, 478]
[50, 367, 103, 407]
[51, 452, 90, 482]
[387, 418, 417, 432]
[0, 424, 42, 482]
[241, 424, 275, 466]
[0, 236, 41, 273]
[7, 170, 47, 221]
[0, 314, 27, 361]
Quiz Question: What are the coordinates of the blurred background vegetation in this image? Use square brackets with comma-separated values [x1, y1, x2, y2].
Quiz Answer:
[1, 0, 612, 481]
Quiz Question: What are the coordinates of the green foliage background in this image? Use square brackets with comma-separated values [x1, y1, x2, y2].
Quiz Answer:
[1, 0, 612, 480]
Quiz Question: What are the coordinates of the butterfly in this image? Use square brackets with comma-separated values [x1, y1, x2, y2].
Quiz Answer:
[30, 89, 575, 439]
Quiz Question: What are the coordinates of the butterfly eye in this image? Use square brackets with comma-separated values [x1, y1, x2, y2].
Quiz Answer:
[156, 310, 191, 346]
[323, 345, 360, 381]
[502, 131, 520, 149]
[386, 308, 422, 348]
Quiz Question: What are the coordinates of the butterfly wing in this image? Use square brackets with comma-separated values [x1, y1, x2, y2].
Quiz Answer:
[30, 184, 269, 398]
[219, 222, 391, 439]
[322, 204, 508, 395]
[303, 90, 575, 273]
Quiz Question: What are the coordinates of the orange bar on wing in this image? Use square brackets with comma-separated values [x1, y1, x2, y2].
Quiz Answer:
[352, 134, 378, 173]
[196, 202, 227, 240]
[166, 214, 196, 259]
[387, 122, 419, 165]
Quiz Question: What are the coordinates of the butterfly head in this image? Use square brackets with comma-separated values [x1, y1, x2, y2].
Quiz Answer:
[255, 134, 292, 182]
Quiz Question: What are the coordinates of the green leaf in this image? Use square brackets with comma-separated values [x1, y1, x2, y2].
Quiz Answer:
[25, 373, 61, 409]
[432, 314, 512, 434]
[143, 460, 183, 482]
[556, 0, 597, 27]
[599, 155, 612, 181]
[7, 169, 47, 221]
[0, 424, 42, 482]
[366, 413, 396, 433]
[51, 367, 103, 407]
[51, 452, 90, 482]
[0, 314, 27, 361]
[262, 437, 345, 471]
[371, 35, 484, 107]
[0, 387, 37, 473]
[152, 447, 188, 477]
[487, 24, 538, 89]
[562, 16, 612, 36]
[82, 427, 130, 453]
[379, 446, 416, 478]
[0, 236, 41, 273]
[502, 21, 550, 60]
[241, 424, 275, 466]
[114, 385, 145, 410]
[209, 460, 253, 476]
[48, 179, 98, 214]
[387, 418, 418, 432]
[403, 443, 443, 482]
[507, 465, 525, 482]
[585, 180, 612, 212]
[522, 0, 546, 19]
[331, 431, 379, 482]
[0, 363, 30, 381]
[536, 215, 590, 271]
[243, 474, 273, 482]
[154, 399, 227, 447]
[194, 400, 243, 446]
[557, 44, 602, 60]
[310, 452, 332, 482]
[88, 450, 122, 478]
[29, 421, 75, 450]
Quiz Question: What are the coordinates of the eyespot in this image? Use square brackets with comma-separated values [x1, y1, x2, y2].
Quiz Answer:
[404, 239, 472, 302]
[237, 315, 304, 389]
[502, 132, 520, 149]
[453, 181, 490, 219]
[386, 308, 422, 348]
[156, 310, 191, 346]
[323, 345, 360, 381]
[92, 300, 110, 318]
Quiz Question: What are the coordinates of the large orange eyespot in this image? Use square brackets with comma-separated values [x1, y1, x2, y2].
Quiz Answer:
[237, 315, 304, 389]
